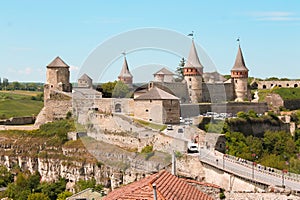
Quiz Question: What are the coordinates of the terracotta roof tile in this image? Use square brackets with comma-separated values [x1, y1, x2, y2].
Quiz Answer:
[103, 170, 214, 200]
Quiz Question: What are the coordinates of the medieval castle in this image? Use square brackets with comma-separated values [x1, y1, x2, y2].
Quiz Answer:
[36, 39, 270, 126]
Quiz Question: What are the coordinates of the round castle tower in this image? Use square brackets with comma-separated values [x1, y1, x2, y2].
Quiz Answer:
[231, 45, 249, 101]
[183, 40, 203, 103]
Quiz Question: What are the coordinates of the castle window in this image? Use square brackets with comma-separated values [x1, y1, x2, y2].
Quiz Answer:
[235, 80, 237, 83]
[287, 84, 289, 87]
[279, 85, 282, 87]
[189, 78, 192, 81]
[294, 84, 298, 88]
[145, 109, 149, 112]
[149, 119, 152, 121]
[150, 100, 152, 103]
[271, 84, 273, 87]
[263, 85, 266, 89]
[189, 85, 191, 89]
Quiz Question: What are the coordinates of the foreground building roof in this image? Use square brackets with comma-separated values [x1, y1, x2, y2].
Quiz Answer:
[103, 170, 214, 200]
[47, 56, 69, 68]
[134, 87, 179, 100]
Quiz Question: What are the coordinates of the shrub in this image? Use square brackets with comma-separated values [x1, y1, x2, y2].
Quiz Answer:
[141, 145, 153, 154]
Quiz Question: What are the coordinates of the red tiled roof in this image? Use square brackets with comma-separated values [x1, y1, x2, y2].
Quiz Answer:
[103, 170, 214, 200]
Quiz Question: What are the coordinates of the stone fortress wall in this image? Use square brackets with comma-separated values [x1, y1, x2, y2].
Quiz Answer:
[257, 80, 300, 89]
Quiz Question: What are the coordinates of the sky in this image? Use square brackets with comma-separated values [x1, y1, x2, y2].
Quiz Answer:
[0, 0, 300, 83]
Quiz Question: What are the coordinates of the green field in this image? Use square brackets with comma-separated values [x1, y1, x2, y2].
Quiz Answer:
[0, 90, 43, 119]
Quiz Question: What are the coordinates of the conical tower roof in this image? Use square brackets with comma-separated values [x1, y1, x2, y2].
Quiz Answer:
[231, 45, 249, 72]
[184, 40, 203, 69]
[47, 56, 69, 68]
[118, 57, 133, 78]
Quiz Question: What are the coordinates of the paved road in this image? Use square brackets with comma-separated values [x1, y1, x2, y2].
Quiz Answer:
[199, 148, 300, 191]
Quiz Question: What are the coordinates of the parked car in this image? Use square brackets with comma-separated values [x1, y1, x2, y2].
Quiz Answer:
[178, 128, 184, 133]
[167, 125, 173, 130]
[187, 143, 198, 153]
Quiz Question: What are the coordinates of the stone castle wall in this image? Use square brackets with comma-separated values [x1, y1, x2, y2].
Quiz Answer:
[257, 80, 300, 89]
[202, 82, 235, 102]
[180, 102, 268, 118]
[0, 116, 35, 125]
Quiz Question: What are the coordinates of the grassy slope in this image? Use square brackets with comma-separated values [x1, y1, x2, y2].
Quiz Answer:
[0, 90, 43, 119]
[255, 87, 300, 102]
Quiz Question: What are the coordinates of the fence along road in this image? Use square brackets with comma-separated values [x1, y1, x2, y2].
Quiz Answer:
[199, 148, 300, 192]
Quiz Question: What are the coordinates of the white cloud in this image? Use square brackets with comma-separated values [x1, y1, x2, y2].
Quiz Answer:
[249, 11, 300, 21]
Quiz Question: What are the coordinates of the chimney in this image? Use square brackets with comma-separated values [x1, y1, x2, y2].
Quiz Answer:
[153, 183, 157, 200]
[172, 150, 176, 176]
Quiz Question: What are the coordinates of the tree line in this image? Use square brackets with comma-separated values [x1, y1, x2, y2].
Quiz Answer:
[0, 165, 104, 200]
[205, 110, 300, 174]
[0, 77, 43, 91]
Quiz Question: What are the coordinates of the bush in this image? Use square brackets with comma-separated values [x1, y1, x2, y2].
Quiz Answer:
[141, 145, 153, 154]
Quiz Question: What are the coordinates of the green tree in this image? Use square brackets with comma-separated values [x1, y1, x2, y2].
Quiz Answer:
[27, 193, 50, 200]
[75, 178, 96, 193]
[38, 178, 66, 200]
[2, 78, 8, 90]
[112, 81, 130, 98]
[98, 81, 117, 97]
[57, 191, 73, 200]
[27, 171, 41, 191]
[0, 165, 13, 187]
[175, 57, 185, 81]
[236, 111, 248, 119]
[248, 110, 258, 118]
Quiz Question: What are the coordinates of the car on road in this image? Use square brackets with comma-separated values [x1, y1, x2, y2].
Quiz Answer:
[178, 128, 184, 133]
[167, 125, 173, 130]
[187, 143, 198, 153]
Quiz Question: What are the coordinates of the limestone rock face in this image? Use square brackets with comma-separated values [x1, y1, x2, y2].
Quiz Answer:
[0, 137, 147, 191]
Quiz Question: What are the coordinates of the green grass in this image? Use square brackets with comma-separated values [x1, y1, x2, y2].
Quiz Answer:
[274, 87, 300, 100]
[255, 87, 300, 102]
[134, 119, 166, 131]
[0, 90, 43, 119]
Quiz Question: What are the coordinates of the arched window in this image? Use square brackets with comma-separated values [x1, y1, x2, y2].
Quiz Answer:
[263, 85, 267, 89]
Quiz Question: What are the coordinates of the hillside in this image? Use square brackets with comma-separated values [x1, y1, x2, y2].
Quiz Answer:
[255, 87, 300, 102]
[0, 90, 43, 119]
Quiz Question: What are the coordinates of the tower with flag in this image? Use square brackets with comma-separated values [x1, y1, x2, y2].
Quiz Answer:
[183, 38, 203, 103]
[231, 43, 249, 101]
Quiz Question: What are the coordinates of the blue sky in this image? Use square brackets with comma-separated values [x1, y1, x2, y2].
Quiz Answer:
[1, 0, 300, 82]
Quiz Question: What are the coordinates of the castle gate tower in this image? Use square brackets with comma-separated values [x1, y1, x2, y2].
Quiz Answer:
[231, 45, 249, 101]
[183, 40, 203, 103]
